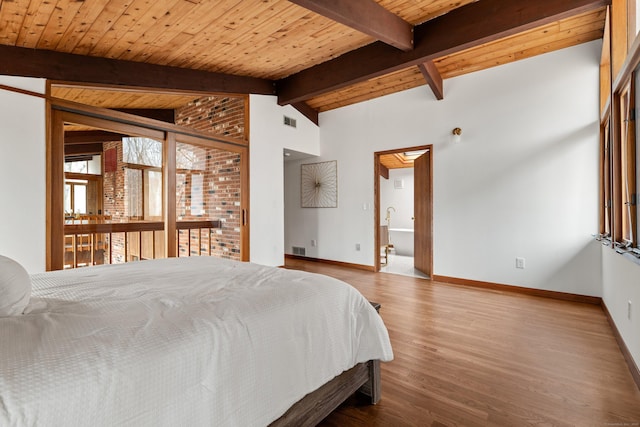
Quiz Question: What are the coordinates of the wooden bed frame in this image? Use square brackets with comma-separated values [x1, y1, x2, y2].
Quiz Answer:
[270, 359, 381, 426]
[271, 300, 383, 426]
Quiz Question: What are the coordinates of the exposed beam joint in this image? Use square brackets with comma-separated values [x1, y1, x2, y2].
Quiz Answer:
[418, 61, 443, 100]
[291, 102, 319, 126]
[115, 109, 176, 124]
[0, 45, 275, 96]
[64, 130, 127, 144]
[277, 0, 610, 105]
[64, 143, 103, 156]
[379, 163, 389, 180]
[290, 0, 413, 51]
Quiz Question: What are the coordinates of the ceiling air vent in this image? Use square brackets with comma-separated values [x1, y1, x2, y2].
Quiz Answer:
[283, 115, 297, 128]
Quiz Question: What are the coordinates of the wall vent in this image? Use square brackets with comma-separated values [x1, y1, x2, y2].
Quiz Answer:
[292, 246, 306, 256]
[283, 115, 297, 128]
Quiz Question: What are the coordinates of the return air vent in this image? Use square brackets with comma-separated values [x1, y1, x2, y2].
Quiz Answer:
[283, 115, 297, 128]
[292, 246, 306, 256]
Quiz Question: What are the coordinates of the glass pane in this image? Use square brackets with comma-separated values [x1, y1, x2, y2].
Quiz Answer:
[125, 168, 143, 219]
[74, 184, 87, 214]
[636, 70, 640, 247]
[145, 170, 163, 219]
[176, 141, 242, 260]
[64, 161, 88, 173]
[87, 154, 102, 174]
[191, 173, 204, 216]
[123, 137, 162, 167]
[64, 184, 72, 214]
[63, 120, 165, 269]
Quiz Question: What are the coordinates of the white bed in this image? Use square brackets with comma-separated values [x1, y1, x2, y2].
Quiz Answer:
[0, 256, 393, 426]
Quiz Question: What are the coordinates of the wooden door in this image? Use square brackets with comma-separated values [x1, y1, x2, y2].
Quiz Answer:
[413, 151, 432, 277]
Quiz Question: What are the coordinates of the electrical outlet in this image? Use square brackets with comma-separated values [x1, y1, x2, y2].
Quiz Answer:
[629, 300, 632, 320]
[516, 257, 525, 269]
[311, 239, 317, 247]
[355, 243, 361, 251]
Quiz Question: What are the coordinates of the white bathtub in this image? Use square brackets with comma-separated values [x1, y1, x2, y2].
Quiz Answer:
[388, 228, 414, 257]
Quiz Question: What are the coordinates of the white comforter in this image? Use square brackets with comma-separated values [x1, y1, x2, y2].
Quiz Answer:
[0, 257, 393, 426]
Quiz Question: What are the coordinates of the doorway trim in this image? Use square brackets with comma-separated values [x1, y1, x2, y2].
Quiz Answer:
[373, 145, 433, 274]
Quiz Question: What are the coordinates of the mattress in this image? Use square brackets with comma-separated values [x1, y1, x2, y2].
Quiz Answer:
[0, 257, 393, 426]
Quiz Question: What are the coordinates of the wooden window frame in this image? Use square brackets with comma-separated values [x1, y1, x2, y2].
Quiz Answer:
[620, 80, 637, 246]
[600, 6, 640, 256]
[600, 115, 612, 239]
[47, 100, 250, 270]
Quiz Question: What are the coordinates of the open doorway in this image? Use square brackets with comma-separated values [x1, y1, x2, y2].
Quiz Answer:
[374, 145, 433, 278]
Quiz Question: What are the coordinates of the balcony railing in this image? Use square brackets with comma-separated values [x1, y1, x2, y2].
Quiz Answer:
[64, 219, 222, 269]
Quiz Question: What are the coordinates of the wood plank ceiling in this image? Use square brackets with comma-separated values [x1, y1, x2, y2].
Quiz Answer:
[0, 0, 608, 115]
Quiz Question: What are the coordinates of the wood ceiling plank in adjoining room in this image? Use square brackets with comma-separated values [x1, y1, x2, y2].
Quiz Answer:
[49, 84, 209, 110]
[289, 0, 414, 51]
[276, 0, 611, 106]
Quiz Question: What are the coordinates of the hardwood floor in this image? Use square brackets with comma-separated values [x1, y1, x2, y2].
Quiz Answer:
[284, 258, 640, 427]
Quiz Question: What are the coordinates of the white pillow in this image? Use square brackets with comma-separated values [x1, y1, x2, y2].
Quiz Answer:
[0, 255, 31, 316]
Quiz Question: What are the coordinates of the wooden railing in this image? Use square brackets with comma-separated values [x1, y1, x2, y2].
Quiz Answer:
[177, 220, 223, 257]
[64, 219, 222, 269]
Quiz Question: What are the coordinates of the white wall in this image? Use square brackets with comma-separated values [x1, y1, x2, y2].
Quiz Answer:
[602, 248, 640, 373]
[0, 77, 47, 273]
[249, 95, 320, 266]
[284, 41, 603, 297]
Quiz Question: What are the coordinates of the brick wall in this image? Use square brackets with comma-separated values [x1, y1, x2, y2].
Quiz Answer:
[175, 96, 247, 140]
[102, 141, 126, 264]
[175, 96, 247, 260]
[176, 147, 241, 259]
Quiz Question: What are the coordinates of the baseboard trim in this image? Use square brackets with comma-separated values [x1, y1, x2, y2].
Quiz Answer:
[432, 275, 602, 305]
[601, 302, 640, 391]
[284, 254, 376, 272]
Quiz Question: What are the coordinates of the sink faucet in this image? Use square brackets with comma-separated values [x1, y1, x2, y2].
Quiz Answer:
[385, 206, 395, 222]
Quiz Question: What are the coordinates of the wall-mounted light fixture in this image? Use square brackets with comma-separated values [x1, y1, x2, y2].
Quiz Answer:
[451, 127, 462, 143]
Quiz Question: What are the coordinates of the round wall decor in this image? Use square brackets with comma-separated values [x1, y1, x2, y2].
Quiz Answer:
[301, 160, 337, 208]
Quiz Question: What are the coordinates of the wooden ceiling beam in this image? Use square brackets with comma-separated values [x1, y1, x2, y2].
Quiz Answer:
[289, 0, 413, 51]
[64, 143, 104, 156]
[64, 130, 127, 144]
[417, 60, 443, 100]
[114, 109, 175, 124]
[0, 45, 275, 96]
[291, 102, 319, 126]
[277, 0, 611, 105]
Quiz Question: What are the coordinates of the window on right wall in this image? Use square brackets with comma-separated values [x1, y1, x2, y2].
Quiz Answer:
[635, 70, 640, 251]
[600, 70, 639, 256]
[618, 80, 636, 247]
